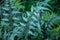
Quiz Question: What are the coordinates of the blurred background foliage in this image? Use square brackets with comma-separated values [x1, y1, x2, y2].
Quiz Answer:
[0, 0, 60, 40]
[49, 0, 60, 14]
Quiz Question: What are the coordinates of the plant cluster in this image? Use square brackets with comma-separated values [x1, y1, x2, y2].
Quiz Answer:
[0, 0, 60, 40]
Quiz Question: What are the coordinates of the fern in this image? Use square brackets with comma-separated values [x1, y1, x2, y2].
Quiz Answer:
[0, 0, 60, 40]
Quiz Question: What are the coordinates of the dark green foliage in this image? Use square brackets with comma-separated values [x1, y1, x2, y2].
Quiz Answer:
[49, 0, 60, 14]
[0, 0, 60, 40]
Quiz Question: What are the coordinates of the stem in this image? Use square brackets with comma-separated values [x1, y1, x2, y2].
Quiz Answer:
[3, 26, 6, 40]
[8, 0, 13, 26]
